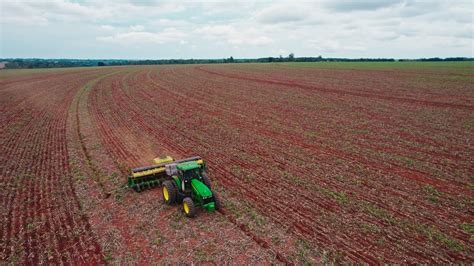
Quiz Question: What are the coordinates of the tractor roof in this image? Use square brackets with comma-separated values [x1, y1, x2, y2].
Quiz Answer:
[176, 161, 201, 171]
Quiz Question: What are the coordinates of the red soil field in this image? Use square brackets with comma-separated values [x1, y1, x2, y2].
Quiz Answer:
[1, 62, 473, 264]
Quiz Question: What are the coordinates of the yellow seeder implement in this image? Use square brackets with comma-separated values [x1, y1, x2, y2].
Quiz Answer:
[127, 156, 203, 192]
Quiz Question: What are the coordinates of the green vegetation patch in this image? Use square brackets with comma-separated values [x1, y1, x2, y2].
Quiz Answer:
[150, 229, 165, 247]
[423, 185, 442, 203]
[320, 187, 348, 205]
[361, 201, 464, 252]
[362, 202, 397, 225]
[459, 223, 474, 235]
[414, 224, 464, 252]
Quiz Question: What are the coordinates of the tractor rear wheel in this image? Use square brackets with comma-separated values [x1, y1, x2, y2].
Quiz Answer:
[162, 180, 177, 205]
[213, 193, 222, 211]
[182, 197, 196, 218]
[201, 172, 212, 189]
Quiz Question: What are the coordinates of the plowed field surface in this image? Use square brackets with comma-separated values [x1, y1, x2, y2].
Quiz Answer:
[1, 62, 473, 264]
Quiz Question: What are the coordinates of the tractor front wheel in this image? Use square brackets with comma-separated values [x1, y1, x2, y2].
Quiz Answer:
[182, 197, 196, 218]
[201, 172, 212, 189]
[162, 180, 177, 205]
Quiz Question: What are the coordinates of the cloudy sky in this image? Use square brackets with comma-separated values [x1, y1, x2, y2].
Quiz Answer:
[1, 0, 472, 59]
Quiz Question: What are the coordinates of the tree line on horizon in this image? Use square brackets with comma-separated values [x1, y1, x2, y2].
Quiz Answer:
[1, 55, 472, 69]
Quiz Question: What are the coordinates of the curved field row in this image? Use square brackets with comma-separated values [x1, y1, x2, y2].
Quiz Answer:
[0, 70, 110, 264]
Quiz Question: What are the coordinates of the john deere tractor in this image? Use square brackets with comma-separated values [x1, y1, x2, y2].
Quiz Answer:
[128, 156, 221, 217]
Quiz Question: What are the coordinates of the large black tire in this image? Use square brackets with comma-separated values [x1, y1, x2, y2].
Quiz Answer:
[201, 172, 212, 189]
[162, 180, 177, 205]
[213, 193, 222, 211]
[182, 197, 196, 218]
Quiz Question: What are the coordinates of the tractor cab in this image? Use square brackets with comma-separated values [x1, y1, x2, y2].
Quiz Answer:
[176, 161, 202, 192]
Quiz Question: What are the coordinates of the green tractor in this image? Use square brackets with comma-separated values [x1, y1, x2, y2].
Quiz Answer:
[128, 156, 221, 217]
[162, 160, 221, 217]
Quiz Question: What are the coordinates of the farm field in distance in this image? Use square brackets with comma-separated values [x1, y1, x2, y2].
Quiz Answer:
[1, 61, 473, 264]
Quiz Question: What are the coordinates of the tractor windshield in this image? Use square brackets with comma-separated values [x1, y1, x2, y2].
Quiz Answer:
[177, 161, 202, 181]
[181, 169, 200, 180]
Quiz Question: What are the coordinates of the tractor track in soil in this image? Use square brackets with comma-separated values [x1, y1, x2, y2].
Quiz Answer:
[72, 70, 126, 198]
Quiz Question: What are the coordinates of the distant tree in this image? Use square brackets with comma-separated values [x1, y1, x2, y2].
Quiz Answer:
[5, 62, 19, 68]
[97, 62, 105, 66]
[229, 56, 234, 62]
[288, 53, 295, 61]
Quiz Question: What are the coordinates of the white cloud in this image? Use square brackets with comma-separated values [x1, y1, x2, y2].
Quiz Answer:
[129, 25, 145, 32]
[196, 25, 273, 45]
[323, 0, 402, 12]
[1, 0, 472, 58]
[3, 0, 109, 22]
[98, 28, 186, 45]
[100, 25, 115, 31]
[150, 19, 191, 28]
[308, 39, 365, 53]
[200, 1, 256, 15]
[1, 0, 188, 25]
[0, 1, 49, 26]
[254, 3, 312, 24]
